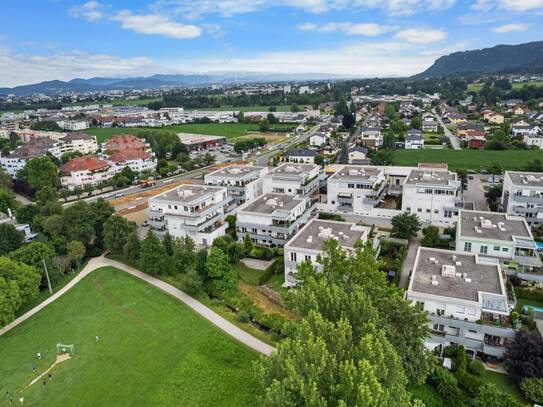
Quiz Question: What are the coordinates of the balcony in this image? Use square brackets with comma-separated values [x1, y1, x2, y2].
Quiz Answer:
[513, 195, 543, 204]
[513, 253, 543, 267]
[428, 314, 517, 338]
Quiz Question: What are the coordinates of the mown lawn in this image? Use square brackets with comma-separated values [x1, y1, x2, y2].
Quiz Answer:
[0, 267, 259, 407]
[195, 105, 307, 112]
[393, 149, 543, 171]
[85, 122, 295, 143]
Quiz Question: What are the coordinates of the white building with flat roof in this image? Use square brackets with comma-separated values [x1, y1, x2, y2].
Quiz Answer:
[236, 193, 313, 247]
[204, 165, 268, 206]
[148, 184, 229, 245]
[283, 218, 371, 287]
[502, 171, 543, 225]
[406, 247, 516, 359]
[456, 210, 542, 282]
[402, 168, 461, 226]
[262, 163, 322, 199]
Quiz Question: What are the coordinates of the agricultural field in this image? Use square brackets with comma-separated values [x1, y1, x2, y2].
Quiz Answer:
[195, 105, 308, 112]
[85, 122, 296, 144]
[467, 80, 543, 93]
[0, 267, 259, 407]
[393, 149, 543, 171]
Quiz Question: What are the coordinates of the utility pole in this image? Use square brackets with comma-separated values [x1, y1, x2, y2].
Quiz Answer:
[42, 259, 52, 294]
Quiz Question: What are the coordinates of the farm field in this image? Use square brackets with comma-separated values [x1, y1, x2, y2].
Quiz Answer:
[468, 80, 543, 93]
[393, 149, 543, 171]
[84, 122, 296, 144]
[0, 267, 259, 407]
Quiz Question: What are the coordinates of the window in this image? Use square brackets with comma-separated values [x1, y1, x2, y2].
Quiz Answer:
[432, 323, 445, 332]
[493, 246, 500, 251]
[406, 207, 411, 212]
[417, 208, 422, 213]
[468, 329, 477, 334]
[464, 242, 472, 252]
[436, 308, 445, 316]
[480, 245, 488, 254]
[434, 210, 439, 214]
[290, 252, 297, 261]
[426, 209, 431, 213]
[305, 255, 311, 261]
[502, 247, 509, 252]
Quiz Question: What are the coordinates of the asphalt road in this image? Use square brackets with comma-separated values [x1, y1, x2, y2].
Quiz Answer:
[464, 175, 488, 211]
[432, 108, 460, 150]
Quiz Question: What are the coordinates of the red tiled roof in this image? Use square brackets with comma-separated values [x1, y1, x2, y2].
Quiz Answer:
[60, 156, 109, 174]
[109, 149, 151, 163]
[105, 135, 145, 151]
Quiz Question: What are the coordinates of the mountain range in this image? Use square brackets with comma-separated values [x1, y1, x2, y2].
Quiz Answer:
[416, 40, 543, 78]
[0, 72, 348, 96]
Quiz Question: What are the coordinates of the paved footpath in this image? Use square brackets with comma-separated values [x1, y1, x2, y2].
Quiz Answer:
[0, 256, 276, 357]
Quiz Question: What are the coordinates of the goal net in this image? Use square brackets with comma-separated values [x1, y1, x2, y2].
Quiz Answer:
[56, 343, 75, 355]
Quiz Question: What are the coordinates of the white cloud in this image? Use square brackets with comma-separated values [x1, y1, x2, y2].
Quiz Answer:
[111, 11, 202, 39]
[68, 1, 105, 22]
[299, 22, 392, 36]
[157, 0, 455, 18]
[499, 0, 543, 12]
[0, 48, 155, 87]
[395, 28, 447, 44]
[493, 23, 529, 33]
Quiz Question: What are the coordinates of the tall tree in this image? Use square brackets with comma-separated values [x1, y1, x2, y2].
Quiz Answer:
[103, 215, 137, 254]
[123, 232, 140, 263]
[505, 330, 543, 383]
[139, 230, 168, 275]
[0, 224, 24, 256]
[0, 277, 22, 326]
[0, 256, 41, 306]
[391, 212, 421, 239]
[8, 242, 55, 270]
[172, 236, 196, 275]
[66, 240, 86, 269]
[205, 247, 237, 294]
[19, 157, 58, 191]
[0, 187, 17, 214]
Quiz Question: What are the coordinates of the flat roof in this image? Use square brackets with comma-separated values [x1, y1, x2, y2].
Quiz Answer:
[206, 164, 266, 179]
[411, 248, 503, 302]
[330, 165, 383, 182]
[287, 218, 369, 251]
[151, 184, 224, 204]
[177, 133, 226, 145]
[405, 169, 456, 187]
[268, 163, 318, 176]
[240, 193, 303, 214]
[507, 171, 543, 188]
[459, 210, 532, 241]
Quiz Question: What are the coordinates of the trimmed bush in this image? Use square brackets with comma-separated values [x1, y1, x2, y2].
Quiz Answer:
[520, 377, 543, 404]
[468, 360, 486, 376]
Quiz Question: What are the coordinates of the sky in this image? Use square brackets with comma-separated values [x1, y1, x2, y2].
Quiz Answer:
[0, 0, 542, 87]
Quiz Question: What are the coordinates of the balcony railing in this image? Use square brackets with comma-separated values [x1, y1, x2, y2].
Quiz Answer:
[513, 195, 543, 204]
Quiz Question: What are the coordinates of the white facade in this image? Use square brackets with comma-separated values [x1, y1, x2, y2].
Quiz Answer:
[61, 166, 119, 190]
[204, 165, 268, 206]
[406, 248, 516, 358]
[309, 134, 328, 147]
[58, 134, 98, 155]
[502, 171, 543, 225]
[0, 155, 26, 177]
[236, 193, 314, 247]
[56, 120, 90, 131]
[148, 185, 229, 246]
[402, 169, 461, 226]
[523, 134, 543, 149]
[262, 163, 322, 199]
[283, 218, 371, 287]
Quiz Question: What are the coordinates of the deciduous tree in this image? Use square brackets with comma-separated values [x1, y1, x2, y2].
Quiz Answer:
[0, 224, 24, 255]
[103, 215, 137, 254]
[205, 247, 237, 294]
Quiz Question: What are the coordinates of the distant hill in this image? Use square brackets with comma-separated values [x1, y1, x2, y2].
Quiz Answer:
[416, 41, 543, 78]
[0, 72, 348, 96]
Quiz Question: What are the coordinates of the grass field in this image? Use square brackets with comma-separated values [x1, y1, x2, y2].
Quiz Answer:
[0, 267, 258, 407]
[85, 122, 295, 144]
[195, 105, 307, 112]
[468, 81, 543, 93]
[393, 149, 543, 171]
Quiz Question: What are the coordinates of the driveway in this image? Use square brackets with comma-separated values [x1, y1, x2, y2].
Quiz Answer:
[399, 235, 421, 289]
[464, 175, 488, 211]
[0, 256, 276, 356]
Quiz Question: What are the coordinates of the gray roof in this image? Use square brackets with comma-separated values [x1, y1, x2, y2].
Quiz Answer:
[286, 218, 369, 251]
[507, 171, 543, 188]
[459, 210, 532, 242]
[411, 248, 503, 302]
[151, 184, 224, 205]
[405, 169, 457, 187]
[407, 134, 424, 141]
[268, 163, 318, 176]
[288, 149, 317, 157]
[206, 165, 265, 179]
[407, 129, 422, 136]
[330, 165, 383, 181]
[239, 193, 304, 215]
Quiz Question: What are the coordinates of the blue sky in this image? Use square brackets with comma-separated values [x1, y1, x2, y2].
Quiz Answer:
[0, 0, 542, 86]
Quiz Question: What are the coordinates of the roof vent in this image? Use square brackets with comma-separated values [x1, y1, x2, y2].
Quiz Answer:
[442, 264, 456, 278]
[464, 278, 472, 283]
[178, 188, 194, 198]
[265, 198, 278, 207]
[431, 280, 439, 286]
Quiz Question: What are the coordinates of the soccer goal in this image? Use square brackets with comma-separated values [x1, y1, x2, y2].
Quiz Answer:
[56, 343, 75, 355]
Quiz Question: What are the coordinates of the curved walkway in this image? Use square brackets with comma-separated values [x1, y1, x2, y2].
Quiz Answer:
[0, 256, 276, 356]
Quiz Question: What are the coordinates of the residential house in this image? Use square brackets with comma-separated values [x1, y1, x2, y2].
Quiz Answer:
[60, 156, 118, 190]
[456, 210, 542, 282]
[204, 164, 268, 206]
[348, 146, 369, 165]
[0, 137, 60, 177]
[235, 193, 313, 247]
[286, 149, 318, 164]
[148, 184, 229, 245]
[262, 163, 322, 200]
[502, 171, 543, 226]
[359, 127, 382, 147]
[523, 133, 543, 149]
[406, 129, 424, 149]
[309, 133, 328, 148]
[108, 149, 157, 173]
[406, 247, 516, 359]
[422, 120, 439, 132]
[58, 132, 98, 155]
[283, 218, 371, 287]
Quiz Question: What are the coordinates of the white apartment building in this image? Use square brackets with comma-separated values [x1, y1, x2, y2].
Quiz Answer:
[325, 165, 387, 214]
[204, 165, 268, 207]
[262, 163, 322, 200]
[58, 132, 98, 155]
[502, 171, 543, 225]
[456, 210, 542, 281]
[0, 137, 61, 177]
[148, 184, 229, 246]
[402, 168, 461, 226]
[236, 193, 314, 247]
[108, 150, 157, 173]
[283, 218, 371, 287]
[406, 247, 516, 359]
[60, 156, 119, 190]
[56, 120, 90, 131]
